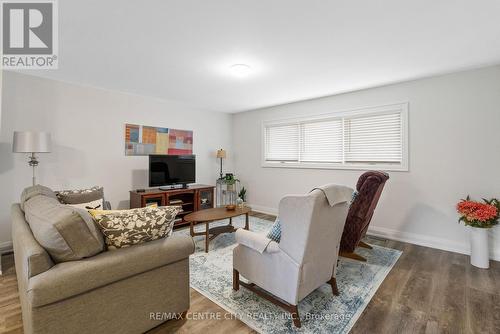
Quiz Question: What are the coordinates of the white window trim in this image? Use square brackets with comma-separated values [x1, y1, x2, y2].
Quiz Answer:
[261, 102, 409, 172]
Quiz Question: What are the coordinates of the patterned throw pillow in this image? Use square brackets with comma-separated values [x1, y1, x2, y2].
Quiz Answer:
[89, 206, 181, 249]
[56, 186, 104, 207]
[266, 218, 281, 243]
[350, 190, 359, 206]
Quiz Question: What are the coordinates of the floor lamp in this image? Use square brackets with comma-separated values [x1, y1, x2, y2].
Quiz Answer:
[216, 149, 226, 179]
[13, 131, 52, 186]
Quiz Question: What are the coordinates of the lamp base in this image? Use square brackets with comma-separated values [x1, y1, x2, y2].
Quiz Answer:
[219, 157, 223, 180]
[28, 153, 39, 186]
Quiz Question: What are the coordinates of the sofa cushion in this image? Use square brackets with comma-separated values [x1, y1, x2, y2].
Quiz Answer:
[23, 187, 105, 263]
[27, 234, 195, 307]
[56, 186, 104, 209]
[20, 185, 58, 211]
[11, 204, 54, 278]
[90, 206, 181, 249]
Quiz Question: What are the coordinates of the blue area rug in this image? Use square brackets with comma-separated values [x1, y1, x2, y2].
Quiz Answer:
[176, 216, 401, 333]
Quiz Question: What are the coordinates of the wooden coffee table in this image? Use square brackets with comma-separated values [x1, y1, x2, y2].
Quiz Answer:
[184, 206, 251, 253]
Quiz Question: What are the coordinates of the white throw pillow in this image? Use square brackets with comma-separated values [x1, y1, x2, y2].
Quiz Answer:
[67, 199, 104, 210]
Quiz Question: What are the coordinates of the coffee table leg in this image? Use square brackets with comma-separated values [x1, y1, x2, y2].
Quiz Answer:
[245, 213, 249, 230]
[190, 221, 194, 237]
[205, 221, 210, 253]
[229, 217, 232, 225]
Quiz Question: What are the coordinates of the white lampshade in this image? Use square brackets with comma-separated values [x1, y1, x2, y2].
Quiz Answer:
[12, 131, 52, 153]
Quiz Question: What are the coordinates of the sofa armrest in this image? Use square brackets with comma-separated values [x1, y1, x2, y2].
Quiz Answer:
[11, 204, 54, 280]
[235, 229, 273, 254]
[27, 234, 195, 307]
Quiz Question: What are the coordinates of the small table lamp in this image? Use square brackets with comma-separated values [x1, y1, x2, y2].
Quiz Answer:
[13, 131, 52, 186]
[216, 149, 226, 179]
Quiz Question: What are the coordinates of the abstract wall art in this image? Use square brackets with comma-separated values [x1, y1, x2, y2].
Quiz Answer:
[125, 124, 193, 156]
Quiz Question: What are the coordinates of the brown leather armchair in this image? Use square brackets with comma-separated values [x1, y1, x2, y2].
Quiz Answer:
[340, 171, 389, 261]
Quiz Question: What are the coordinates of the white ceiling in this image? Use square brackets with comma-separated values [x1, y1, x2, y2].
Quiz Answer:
[25, 0, 500, 113]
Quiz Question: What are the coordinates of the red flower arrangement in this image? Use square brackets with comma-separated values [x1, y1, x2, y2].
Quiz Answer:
[457, 196, 500, 228]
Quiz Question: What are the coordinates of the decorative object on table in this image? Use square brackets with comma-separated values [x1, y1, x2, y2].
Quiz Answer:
[456, 196, 499, 269]
[216, 149, 226, 179]
[216, 173, 240, 207]
[225, 204, 236, 211]
[224, 173, 239, 191]
[12, 131, 52, 186]
[184, 206, 250, 252]
[237, 187, 247, 208]
[125, 123, 193, 156]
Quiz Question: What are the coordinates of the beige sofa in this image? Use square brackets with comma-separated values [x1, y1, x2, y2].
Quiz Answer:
[12, 203, 195, 334]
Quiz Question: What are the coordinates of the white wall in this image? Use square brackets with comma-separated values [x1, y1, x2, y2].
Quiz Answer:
[0, 70, 2, 132]
[232, 65, 500, 260]
[0, 71, 233, 248]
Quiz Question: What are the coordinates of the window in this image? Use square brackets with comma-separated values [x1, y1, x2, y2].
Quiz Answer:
[264, 123, 299, 161]
[262, 103, 408, 171]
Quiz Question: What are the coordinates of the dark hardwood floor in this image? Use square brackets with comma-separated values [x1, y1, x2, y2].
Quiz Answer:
[1, 211, 499, 333]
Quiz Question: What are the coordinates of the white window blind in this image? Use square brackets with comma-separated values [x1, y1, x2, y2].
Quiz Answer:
[265, 123, 299, 161]
[344, 112, 402, 163]
[262, 103, 408, 171]
[301, 119, 343, 163]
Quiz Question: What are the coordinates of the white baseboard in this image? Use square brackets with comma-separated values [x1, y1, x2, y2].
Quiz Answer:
[0, 241, 13, 254]
[248, 204, 278, 216]
[367, 225, 466, 252]
[368, 225, 500, 261]
[249, 203, 500, 262]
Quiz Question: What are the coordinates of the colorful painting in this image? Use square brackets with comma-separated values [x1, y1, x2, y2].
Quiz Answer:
[125, 124, 193, 156]
[168, 129, 193, 155]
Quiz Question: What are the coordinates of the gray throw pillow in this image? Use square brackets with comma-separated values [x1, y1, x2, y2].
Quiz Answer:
[20, 185, 58, 211]
[56, 186, 104, 204]
[22, 186, 105, 263]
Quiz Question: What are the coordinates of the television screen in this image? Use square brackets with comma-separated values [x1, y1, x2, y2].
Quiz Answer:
[149, 155, 195, 187]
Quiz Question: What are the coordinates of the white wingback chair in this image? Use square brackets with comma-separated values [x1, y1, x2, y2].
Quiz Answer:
[232, 185, 352, 327]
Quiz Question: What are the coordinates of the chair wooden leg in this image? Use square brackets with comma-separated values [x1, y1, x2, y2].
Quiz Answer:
[239, 280, 302, 328]
[340, 251, 367, 262]
[359, 241, 373, 249]
[290, 305, 301, 328]
[244, 213, 249, 230]
[205, 222, 210, 253]
[329, 277, 339, 296]
[233, 269, 239, 291]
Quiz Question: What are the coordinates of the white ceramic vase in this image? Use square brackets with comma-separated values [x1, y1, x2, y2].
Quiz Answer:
[469, 227, 489, 269]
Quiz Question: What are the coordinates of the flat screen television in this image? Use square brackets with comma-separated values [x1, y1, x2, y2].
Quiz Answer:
[149, 155, 195, 188]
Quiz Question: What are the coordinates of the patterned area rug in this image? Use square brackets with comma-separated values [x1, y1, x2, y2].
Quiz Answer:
[176, 216, 401, 333]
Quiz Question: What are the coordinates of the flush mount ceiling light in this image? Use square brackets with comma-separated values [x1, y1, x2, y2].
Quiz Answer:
[229, 64, 252, 78]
